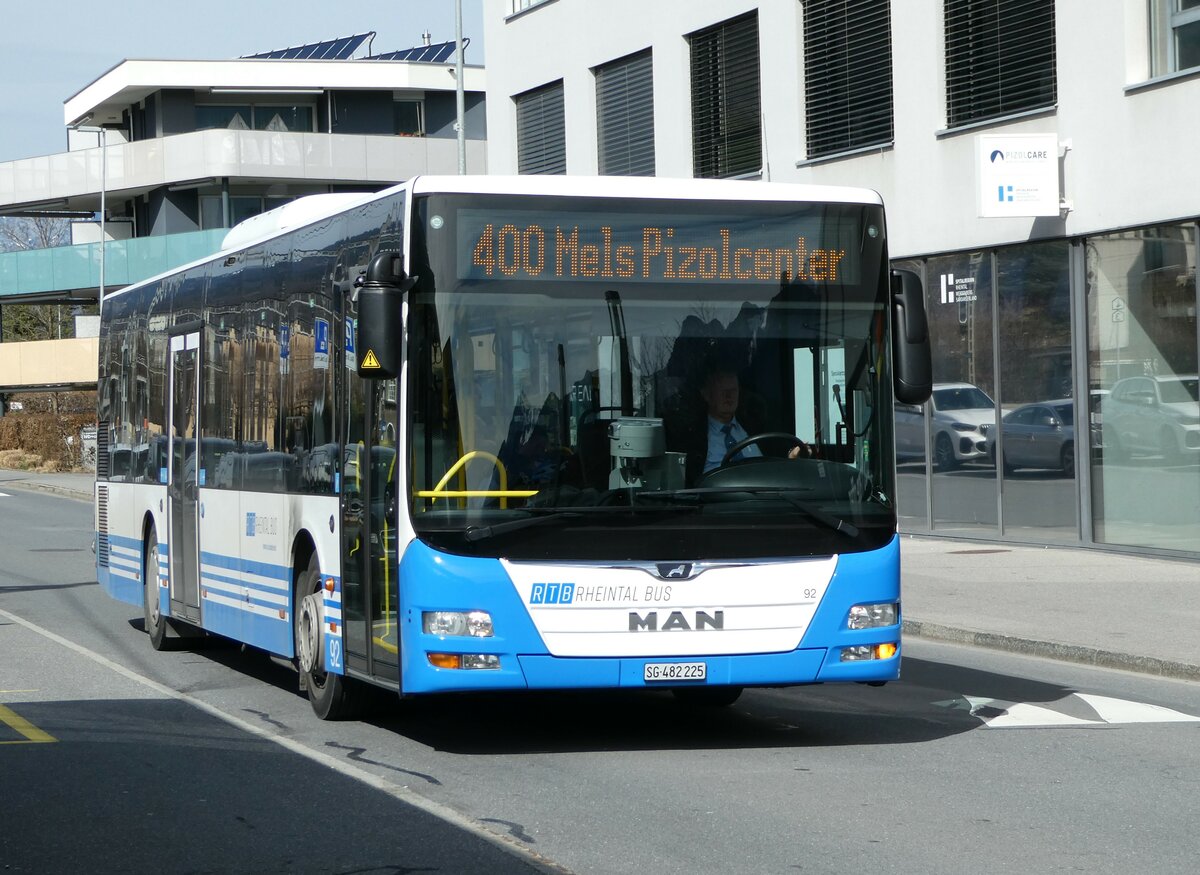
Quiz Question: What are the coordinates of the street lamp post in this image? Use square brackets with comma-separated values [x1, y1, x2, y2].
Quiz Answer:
[455, 0, 466, 174]
[98, 128, 106, 306]
[71, 122, 108, 307]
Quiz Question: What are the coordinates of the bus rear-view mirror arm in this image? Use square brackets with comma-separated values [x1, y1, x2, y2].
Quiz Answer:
[356, 251, 416, 380]
[890, 268, 932, 406]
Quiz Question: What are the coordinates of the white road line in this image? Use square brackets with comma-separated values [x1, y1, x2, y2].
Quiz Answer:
[0, 491, 10, 497]
[1076, 693, 1200, 724]
[0, 605, 564, 874]
[935, 693, 1200, 729]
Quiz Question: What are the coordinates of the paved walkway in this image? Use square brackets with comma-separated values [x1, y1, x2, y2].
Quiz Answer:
[3, 469, 1197, 680]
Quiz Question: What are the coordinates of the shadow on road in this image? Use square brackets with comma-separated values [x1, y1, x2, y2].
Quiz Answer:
[119, 624, 1084, 755]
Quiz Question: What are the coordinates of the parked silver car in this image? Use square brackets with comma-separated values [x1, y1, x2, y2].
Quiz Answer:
[1102, 375, 1200, 463]
[986, 400, 1079, 475]
[895, 382, 995, 470]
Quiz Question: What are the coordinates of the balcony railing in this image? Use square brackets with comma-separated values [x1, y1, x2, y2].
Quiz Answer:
[0, 229, 227, 300]
[0, 128, 486, 208]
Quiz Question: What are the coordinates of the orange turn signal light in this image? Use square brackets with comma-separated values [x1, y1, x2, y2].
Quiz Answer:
[875, 643, 898, 660]
[427, 653, 462, 669]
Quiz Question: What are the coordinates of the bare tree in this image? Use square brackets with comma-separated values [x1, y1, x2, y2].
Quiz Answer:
[0, 215, 70, 251]
[0, 215, 75, 342]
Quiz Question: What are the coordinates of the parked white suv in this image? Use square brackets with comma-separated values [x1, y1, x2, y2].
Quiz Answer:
[895, 382, 996, 470]
[1102, 375, 1200, 463]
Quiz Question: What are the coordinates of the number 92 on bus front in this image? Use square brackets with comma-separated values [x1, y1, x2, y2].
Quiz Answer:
[643, 661, 707, 682]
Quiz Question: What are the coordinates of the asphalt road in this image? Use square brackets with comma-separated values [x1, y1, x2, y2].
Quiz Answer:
[3, 486, 1199, 874]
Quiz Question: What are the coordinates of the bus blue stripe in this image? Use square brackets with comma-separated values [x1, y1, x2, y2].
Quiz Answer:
[200, 550, 290, 581]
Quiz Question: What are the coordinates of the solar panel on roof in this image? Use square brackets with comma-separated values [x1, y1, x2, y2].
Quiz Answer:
[243, 32, 373, 61]
[366, 38, 466, 63]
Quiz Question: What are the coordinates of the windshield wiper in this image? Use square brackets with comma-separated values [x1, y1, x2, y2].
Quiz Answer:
[463, 511, 583, 542]
[638, 487, 859, 538]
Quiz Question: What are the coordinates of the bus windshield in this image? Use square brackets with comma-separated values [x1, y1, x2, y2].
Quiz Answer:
[407, 192, 895, 561]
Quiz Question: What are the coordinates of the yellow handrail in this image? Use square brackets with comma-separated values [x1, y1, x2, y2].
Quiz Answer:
[415, 450, 537, 509]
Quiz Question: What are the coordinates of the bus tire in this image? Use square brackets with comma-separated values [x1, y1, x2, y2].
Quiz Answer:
[296, 552, 360, 720]
[143, 527, 172, 651]
[672, 686, 743, 707]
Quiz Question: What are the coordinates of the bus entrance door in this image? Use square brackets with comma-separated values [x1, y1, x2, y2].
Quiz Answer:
[167, 328, 202, 622]
[339, 333, 401, 684]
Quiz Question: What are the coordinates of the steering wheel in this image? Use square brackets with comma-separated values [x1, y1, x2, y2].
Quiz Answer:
[721, 432, 808, 466]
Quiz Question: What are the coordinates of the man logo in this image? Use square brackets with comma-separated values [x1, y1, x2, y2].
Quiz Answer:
[629, 610, 724, 631]
[656, 563, 693, 580]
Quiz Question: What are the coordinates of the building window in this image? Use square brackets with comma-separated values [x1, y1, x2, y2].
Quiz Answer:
[1151, 0, 1200, 75]
[689, 12, 762, 179]
[803, 0, 893, 159]
[395, 100, 424, 136]
[200, 195, 292, 230]
[515, 81, 566, 175]
[944, 0, 1057, 128]
[595, 50, 655, 176]
[1086, 223, 1199, 553]
[195, 104, 314, 133]
[509, 0, 551, 14]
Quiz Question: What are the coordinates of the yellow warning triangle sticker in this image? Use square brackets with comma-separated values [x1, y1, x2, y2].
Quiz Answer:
[361, 349, 381, 369]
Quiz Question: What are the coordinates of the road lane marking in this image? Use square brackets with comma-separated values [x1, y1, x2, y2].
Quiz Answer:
[0, 606, 564, 873]
[1075, 693, 1200, 724]
[0, 703, 57, 744]
[934, 693, 1200, 729]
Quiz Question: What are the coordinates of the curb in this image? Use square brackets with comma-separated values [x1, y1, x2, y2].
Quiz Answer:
[0, 479, 93, 503]
[903, 619, 1200, 683]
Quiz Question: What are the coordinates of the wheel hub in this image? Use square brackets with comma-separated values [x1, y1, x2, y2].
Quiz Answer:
[297, 592, 324, 674]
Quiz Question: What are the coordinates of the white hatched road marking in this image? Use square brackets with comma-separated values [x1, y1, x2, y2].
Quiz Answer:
[934, 693, 1200, 729]
[1075, 693, 1200, 725]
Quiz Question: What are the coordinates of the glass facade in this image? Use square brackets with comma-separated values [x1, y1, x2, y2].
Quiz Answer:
[894, 225, 1199, 558]
[1086, 225, 1199, 552]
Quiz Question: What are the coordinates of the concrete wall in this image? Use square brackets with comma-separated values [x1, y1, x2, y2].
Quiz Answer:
[425, 91, 488, 139]
[0, 337, 99, 389]
[483, 0, 1200, 258]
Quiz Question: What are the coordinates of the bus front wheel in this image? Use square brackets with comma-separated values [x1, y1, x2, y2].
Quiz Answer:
[143, 528, 171, 650]
[295, 552, 360, 720]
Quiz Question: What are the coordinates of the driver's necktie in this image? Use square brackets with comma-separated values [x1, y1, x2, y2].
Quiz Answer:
[722, 423, 742, 461]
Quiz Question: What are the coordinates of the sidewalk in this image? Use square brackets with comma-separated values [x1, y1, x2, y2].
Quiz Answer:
[3, 469, 1197, 681]
[900, 535, 1200, 681]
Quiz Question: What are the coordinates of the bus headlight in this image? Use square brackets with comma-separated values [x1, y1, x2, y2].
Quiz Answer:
[847, 603, 898, 629]
[423, 610, 494, 638]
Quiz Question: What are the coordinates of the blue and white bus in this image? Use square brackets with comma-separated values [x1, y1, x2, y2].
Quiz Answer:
[95, 175, 930, 718]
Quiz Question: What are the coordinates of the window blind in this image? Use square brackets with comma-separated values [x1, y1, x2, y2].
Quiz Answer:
[945, 0, 1056, 127]
[596, 50, 656, 176]
[803, 0, 894, 158]
[516, 81, 566, 175]
[689, 12, 762, 179]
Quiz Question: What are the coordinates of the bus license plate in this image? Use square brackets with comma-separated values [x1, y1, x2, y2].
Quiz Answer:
[643, 662, 707, 682]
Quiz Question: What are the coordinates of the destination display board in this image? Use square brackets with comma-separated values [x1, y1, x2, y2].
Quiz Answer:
[451, 208, 862, 285]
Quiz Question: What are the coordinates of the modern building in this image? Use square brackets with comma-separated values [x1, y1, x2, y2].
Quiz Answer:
[0, 31, 486, 394]
[483, 0, 1199, 558]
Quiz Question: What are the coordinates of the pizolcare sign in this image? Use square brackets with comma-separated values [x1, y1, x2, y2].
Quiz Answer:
[977, 134, 1060, 218]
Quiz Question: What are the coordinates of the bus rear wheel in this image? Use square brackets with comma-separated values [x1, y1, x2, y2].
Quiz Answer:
[295, 552, 360, 720]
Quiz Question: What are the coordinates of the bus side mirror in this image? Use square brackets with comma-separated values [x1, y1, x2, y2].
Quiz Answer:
[356, 251, 416, 380]
[891, 268, 932, 405]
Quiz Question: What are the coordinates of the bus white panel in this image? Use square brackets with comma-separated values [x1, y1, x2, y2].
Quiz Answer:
[502, 557, 836, 658]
